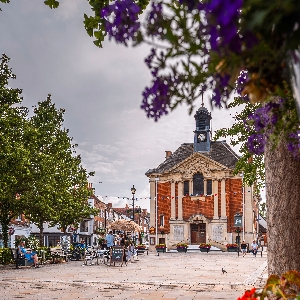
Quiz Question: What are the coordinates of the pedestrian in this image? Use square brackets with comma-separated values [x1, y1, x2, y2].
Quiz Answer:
[105, 230, 115, 249]
[251, 240, 258, 257]
[241, 240, 247, 257]
[119, 234, 125, 246]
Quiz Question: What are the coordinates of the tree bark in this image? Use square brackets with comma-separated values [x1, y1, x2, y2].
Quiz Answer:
[265, 140, 300, 276]
[38, 220, 44, 247]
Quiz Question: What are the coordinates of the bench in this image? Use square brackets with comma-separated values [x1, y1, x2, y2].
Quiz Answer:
[50, 248, 67, 263]
[12, 249, 34, 268]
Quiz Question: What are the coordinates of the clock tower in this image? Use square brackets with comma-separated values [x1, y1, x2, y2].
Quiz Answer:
[194, 102, 212, 152]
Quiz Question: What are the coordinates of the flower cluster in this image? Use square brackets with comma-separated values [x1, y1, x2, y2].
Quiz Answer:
[198, 0, 243, 53]
[226, 243, 238, 248]
[176, 243, 188, 248]
[100, 0, 140, 45]
[237, 287, 257, 300]
[136, 244, 146, 249]
[199, 243, 211, 249]
[155, 243, 166, 249]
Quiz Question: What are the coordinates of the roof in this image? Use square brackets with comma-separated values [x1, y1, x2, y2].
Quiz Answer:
[145, 141, 240, 176]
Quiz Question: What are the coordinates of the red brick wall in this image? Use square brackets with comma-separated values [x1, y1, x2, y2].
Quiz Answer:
[157, 178, 243, 234]
[226, 179, 243, 232]
[157, 182, 171, 233]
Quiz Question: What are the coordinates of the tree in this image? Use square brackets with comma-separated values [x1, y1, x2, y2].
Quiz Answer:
[21, 96, 96, 246]
[0, 54, 31, 247]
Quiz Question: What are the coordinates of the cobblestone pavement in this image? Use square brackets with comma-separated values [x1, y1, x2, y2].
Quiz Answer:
[0, 251, 268, 300]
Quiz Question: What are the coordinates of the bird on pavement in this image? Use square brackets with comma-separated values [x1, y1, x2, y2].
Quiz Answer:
[222, 268, 227, 274]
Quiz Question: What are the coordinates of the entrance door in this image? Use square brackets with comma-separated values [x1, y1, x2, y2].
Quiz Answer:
[191, 223, 206, 244]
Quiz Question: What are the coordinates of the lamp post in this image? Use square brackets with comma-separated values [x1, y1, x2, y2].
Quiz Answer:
[131, 185, 136, 243]
[234, 212, 243, 257]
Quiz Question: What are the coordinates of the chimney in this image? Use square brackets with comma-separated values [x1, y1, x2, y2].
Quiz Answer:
[165, 151, 172, 159]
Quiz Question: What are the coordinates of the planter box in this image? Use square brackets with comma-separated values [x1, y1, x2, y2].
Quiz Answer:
[137, 249, 146, 254]
[227, 248, 238, 252]
[156, 248, 166, 253]
[200, 248, 210, 252]
[177, 248, 187, 253]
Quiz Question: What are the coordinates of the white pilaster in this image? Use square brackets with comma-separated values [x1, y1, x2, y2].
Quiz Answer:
[149, 179, 156, 228]
[178, 181, 183, 220]
[213, 180, 219, 218]
[171, 181, 176, 219]
[221, 179, 226, 217]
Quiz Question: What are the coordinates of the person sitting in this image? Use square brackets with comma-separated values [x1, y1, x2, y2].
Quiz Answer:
[18, 241, 39, 268]
[251, 240, 258, 257]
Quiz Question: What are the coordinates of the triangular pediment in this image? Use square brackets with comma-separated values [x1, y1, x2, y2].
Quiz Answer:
[168, 152, 230, 178]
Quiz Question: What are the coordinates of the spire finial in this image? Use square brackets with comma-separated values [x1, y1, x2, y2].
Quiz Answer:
[201, 94, 204, 107]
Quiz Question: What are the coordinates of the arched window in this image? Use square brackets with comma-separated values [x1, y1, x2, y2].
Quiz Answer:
[193, 173, 204, 195]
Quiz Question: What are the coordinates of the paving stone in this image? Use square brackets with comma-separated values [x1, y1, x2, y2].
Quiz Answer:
[0, 251, 268, 300]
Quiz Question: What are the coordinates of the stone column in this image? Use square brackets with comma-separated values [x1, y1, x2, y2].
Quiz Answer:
[149, 179, 156, 228]
[204, 179, 207, 195]
[170, 181, 176, 220]
[244, 184, 253, 238]
[221, 179, 226, 217]
[178, 181, 183, 220]
[213, 180, 219, 219]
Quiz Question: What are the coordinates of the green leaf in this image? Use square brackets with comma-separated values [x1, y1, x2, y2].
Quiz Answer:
[44, 0, 59, 9]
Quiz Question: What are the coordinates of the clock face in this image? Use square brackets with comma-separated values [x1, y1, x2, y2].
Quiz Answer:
[198, 133, 206, 141]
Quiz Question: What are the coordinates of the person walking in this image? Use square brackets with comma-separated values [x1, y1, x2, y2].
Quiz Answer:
[241, 240, 247, 257]
[251, 240, 258, 257]
[105, 231, 115, 249]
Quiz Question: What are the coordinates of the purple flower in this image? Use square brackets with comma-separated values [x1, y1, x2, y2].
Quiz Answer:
[198, 0, 243, 53]
[247, 133, 266, 155]
[211, 74, 230, 106]
[287, 131, 300, 157]
[235, 70, 249, 99]
[146, 2, 164, 38]
[141, 76, 171, 121]
[100, 0, 140, 45]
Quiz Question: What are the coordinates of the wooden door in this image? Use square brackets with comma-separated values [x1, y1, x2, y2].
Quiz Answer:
[191, 223, 206, 244]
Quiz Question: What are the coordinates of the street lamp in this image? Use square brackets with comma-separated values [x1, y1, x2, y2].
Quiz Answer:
[131, 185, 136, 222]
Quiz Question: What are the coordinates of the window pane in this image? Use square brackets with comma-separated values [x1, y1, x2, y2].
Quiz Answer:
[207, 179, 212, 195]
[184, 181, 189, 196]
[193, 173, 204, 195]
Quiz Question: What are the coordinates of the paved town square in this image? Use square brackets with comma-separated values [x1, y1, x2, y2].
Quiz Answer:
[0, 250, 267, 300]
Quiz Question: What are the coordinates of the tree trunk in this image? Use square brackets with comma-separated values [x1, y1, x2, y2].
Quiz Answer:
[38, 220, 44, 247]
[2, 221, 9, 248]
[265, 140, 300, 276]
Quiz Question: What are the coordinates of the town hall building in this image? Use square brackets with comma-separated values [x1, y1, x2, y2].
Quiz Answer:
[146, 104, 257, 250]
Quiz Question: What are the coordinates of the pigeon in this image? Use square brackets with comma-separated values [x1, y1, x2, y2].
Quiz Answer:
[222, 268, 227, 274]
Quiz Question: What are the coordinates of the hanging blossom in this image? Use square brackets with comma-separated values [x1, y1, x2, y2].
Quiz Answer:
[246, 99, 284, 155]
[101, 0, 140, 45]
[211, 73, 231, 106]
[141, 76, 170, 121]
[146, 1, 165, 38]
[287, 131, 300, 157]
[198, 0, 243, 52]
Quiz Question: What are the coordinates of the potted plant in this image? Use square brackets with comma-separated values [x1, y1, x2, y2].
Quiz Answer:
[176, 243, 188, 253]
[226, 243, 238, 252]
[155, 244, 166, 253]
[136, 244, 146, 253]
[199, 243, 211, 252]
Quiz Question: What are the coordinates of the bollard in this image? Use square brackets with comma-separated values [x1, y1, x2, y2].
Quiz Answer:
[147, 250, 148, 255]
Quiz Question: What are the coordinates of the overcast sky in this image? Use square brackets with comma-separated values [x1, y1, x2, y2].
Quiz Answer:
[0, 0, 248, 211]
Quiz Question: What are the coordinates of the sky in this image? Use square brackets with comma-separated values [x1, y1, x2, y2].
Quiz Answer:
[0, 0, 249, 211]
